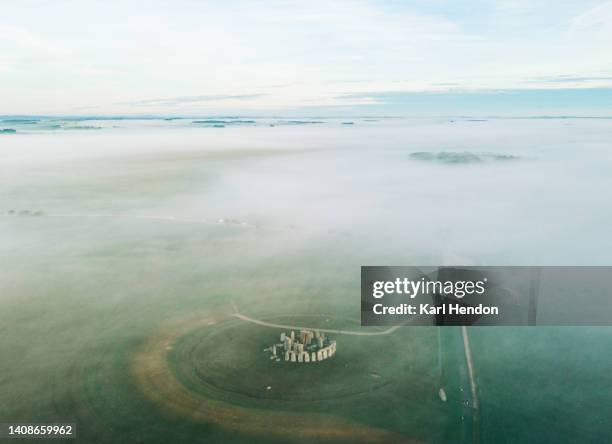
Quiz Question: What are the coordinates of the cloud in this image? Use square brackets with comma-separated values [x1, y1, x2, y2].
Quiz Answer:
[118, 94, 267, 107]
[523, 75, 612, 84]
[0, 24, 64, 74]
[335, 89, 494, 102]
[570, 1, 612, 31]
[2, 1, 612, 114]
[494, 0, 533, 12]
[0, 24, 56, 52]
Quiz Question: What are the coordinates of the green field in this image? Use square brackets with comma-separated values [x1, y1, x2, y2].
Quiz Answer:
[171, 316, 433, 401]
[2, 120, 612, 443]
[129, 314, 457, 443]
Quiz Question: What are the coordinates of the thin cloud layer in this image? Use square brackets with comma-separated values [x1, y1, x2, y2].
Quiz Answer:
[119, 94, 267, 107]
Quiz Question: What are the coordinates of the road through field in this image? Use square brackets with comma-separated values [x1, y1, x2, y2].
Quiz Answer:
[231, 312, 403, 336]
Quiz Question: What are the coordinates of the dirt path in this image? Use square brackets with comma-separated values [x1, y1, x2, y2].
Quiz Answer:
[231, 311, 406, 336]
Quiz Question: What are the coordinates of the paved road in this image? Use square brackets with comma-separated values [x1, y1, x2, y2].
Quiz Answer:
[460, 326, 481, 444]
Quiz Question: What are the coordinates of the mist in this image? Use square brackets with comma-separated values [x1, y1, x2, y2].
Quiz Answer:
[1, 117, 612, 442]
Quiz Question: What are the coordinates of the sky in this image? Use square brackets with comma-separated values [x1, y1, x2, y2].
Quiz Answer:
[1, 0, 612, 116]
